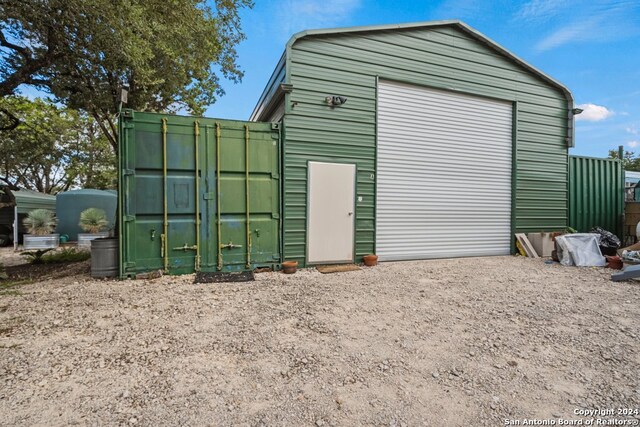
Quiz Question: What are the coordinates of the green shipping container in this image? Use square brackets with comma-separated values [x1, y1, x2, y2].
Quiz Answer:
[118, 110, 281, 277]
[569, 155, 624, 238]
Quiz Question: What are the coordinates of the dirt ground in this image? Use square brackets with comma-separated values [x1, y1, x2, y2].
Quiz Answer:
[1, 255, 639, 427]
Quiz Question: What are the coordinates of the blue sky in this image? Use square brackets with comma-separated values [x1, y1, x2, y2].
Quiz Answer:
[205, 0, 640, 158]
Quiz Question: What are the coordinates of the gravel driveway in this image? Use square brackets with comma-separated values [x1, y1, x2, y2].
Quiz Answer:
[1, 256, 639, 426]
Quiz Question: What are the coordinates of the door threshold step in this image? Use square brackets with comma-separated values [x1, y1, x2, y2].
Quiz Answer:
[316, 264, 361, 274]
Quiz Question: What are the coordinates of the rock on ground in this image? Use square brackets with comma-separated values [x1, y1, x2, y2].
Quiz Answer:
[0, 256, 639, 426]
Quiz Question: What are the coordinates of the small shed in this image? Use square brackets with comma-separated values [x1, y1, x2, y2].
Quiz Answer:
[0, 186, 57, 249]
[251, 20, 576, 266]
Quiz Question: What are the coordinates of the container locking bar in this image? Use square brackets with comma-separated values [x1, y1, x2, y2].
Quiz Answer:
[194, 121, 201, 271]
[161, 118, 169, 273]
[216, 123, 222, 271]
[173, 243, 198, 251]
[220, 241, 242, 249]
[245, 125, 251, 269]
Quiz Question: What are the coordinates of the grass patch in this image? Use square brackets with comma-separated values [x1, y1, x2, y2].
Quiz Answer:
[0, 289, 23, 296]
[0, 279, 32, 296]
[20, 247, 90, 265]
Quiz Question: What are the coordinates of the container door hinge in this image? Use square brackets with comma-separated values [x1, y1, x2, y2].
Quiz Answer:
[123, 215, 135, 222]
[124, 262, 136, 268]
[123, 169, 135, 176]
[271, 213, 280, 219]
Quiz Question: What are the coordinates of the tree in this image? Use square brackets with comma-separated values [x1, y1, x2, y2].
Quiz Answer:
[0, 96, 116, 193]
[0, 0, 253, 150]
[607, 149, 640, 171]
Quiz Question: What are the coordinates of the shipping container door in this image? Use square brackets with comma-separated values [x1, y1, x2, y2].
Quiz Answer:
[376, 80, 513, 260]
[119, 111, 280, 277]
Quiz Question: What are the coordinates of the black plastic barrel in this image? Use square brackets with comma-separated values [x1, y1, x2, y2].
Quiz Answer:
[90, 238, 118, 278]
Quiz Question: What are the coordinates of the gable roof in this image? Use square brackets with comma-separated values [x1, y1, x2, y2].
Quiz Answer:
[291, 20, 571, 99]
[250, 20, 575, 145]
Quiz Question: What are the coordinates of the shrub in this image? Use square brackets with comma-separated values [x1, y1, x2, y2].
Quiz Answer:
[42, 248, 91, 264]
[23, 209, 57, 235]
[21, 248, 91, 265]
[79, 208, 108, 233]
[20, 249, 54, 264]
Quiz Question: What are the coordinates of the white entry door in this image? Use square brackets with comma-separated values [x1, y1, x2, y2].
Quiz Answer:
[307, 162, 356, 264]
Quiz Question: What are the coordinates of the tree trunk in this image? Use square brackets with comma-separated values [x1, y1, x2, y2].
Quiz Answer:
[91, 110, 117, 153]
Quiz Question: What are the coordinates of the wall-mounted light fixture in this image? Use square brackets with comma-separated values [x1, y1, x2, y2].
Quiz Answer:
[572, 108, 583, 115]
[325, 96, 348, 107]
[118, 83, 130, 113]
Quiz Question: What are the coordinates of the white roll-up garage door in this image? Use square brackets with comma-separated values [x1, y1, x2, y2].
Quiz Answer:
[376, 80, 513, 260]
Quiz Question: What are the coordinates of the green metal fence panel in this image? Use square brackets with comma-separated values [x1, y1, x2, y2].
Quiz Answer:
[569, 155, 624, 238]
[118, 110, 281, 278]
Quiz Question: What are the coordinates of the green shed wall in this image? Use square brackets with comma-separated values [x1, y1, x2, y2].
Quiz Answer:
[270, 25, 570, 265]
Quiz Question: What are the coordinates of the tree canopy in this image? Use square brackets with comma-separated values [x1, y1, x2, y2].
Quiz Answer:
[0, 0, 253, 150]
[608, 149, 640, 171]
[0, 96, 116, 193]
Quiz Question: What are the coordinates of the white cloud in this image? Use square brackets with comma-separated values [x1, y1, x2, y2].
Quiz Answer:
[275, 0, 361, 37]
[627, 125, 639, 135]
[535, 17, 602, 52]
[575, 103, 614, 122]
[531, 0, 640, 52]
[628, 141, 639, 148]
[516, 0, 574, 21]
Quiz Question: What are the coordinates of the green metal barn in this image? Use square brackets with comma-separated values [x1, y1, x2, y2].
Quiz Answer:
[251, 20, 575, 267]
[118, 20, 577, 277]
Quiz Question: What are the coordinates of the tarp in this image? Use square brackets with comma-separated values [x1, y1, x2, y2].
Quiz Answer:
[555, 233, 606, 267]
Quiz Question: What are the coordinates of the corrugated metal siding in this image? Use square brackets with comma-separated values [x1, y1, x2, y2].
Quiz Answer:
[376, 80, 513, 260]
[281, 26, 568, 264]
[569, 155, 624, 237]
[12, 189, 56, 214]
[118, 111, 281, 277]
[250, 53, 286, 121]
